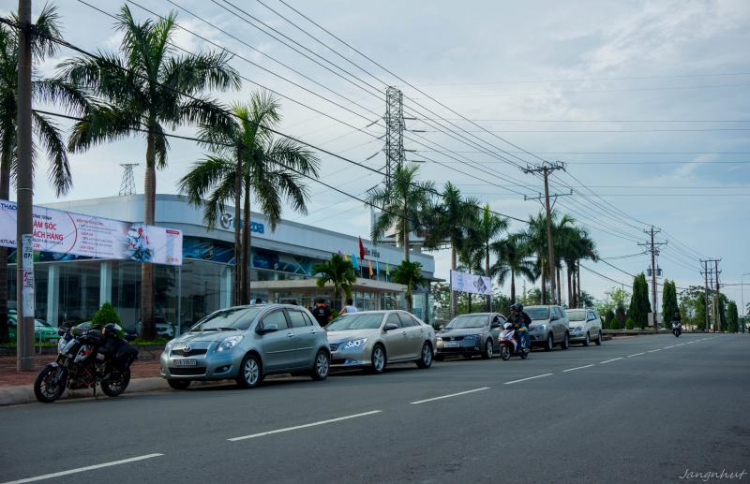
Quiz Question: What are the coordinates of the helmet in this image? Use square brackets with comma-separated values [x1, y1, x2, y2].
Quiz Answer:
[103, 323, 119, 339]
[503, 322, 513, 330]
[510, 303, 524, 312]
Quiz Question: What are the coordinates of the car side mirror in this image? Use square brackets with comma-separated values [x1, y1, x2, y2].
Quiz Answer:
[384, 323, 399, 331]
[257, 323, 278, 334]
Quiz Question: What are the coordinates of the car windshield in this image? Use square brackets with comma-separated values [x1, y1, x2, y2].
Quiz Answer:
[525, 307, 550, 320]
[566, 310, 586, 321]
[191, 308, 261, 331]
[445, 315, 488, 329]
[34, 320, 52, 329]
[327, 313, 384, 331]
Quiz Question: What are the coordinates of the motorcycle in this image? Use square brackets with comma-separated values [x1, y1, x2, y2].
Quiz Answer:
[33, 323, 139, 403]
[498, 322, 530, 360]
[672, 321, 682, 337]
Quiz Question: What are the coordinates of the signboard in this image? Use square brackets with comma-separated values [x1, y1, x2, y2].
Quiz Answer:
[218, 212, 265, 234]
[450, 270, 492, 296]
[0, 199, 183, 265]
[21, 233, 34, 316]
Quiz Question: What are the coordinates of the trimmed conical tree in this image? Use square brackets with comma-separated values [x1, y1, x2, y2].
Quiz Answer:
[628, 273, 651, 330]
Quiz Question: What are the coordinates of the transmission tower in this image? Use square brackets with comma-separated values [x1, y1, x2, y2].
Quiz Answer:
[385, 86, 405, 190]
[119, 163, 138, 196]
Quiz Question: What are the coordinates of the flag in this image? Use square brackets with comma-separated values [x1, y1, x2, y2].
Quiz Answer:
[386, 262, 390, 277]
[344, 253, 349, 262]
[337, 249, 343, 256]
[352, 255, 360, 270]
[358, 237, 366, 262]
[368, 260, 374, 278]
[376, 261, 380, 281]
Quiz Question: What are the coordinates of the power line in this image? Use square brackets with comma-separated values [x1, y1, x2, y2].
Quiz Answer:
[419, 128, 750, 133]
[405, 71, 750, 86]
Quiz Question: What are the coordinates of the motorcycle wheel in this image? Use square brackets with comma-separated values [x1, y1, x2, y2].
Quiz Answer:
[34, 366, 68, 403]
[101, 369, 131, 397]
[500, 345, 511, 361]
[520, 350, 528, 360]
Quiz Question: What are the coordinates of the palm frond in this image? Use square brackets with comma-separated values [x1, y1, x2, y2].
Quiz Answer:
[32, 110, 71, 196]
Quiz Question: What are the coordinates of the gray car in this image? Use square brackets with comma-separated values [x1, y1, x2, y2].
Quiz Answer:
[526, 305, 570, 351]
[326, 311, 437, 373]
[435, 313, 506, 360]
[160, 304, 330, 389]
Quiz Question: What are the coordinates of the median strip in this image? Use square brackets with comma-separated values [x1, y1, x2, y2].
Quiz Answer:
[505, 373, 553, 385]
[562, 364, 594, 373]
[228, 411, 383, 441]
[410, 387, 490, 405]
[2, 453, 164, 484]
[627, 353, 645, 358]
[600, 357, 623, 364]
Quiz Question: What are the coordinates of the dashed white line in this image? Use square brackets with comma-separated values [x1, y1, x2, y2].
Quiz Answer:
[2, 454, 164, 484]
[562, 364, 594, 373]
[648, 349, 662, 353]
[664, 345, 676, 349]
[628, 352, 646, 358]
[675, 343, 685, 347]
[228, 411, 382, 441]
[600, 357, 623, 364]
[410, 387, 490, 405]
[505, 373, 553, 385]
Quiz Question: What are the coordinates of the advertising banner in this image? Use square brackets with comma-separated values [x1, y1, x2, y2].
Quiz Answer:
[0, 199, 183, 266]
[450, 269, 493, 296]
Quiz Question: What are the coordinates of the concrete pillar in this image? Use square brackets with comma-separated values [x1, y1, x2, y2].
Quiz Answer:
[46, 264, 59, 327]
[100, 261, 112, 306]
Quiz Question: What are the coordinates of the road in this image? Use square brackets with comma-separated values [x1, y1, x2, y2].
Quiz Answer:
[1, 333, 748, 484]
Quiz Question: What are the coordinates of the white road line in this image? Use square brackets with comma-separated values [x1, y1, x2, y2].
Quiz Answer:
[627, 352, 645, 358]
[2, 454, 164, 484]
[600, 357, 623, 364]
[228, 411, 383, 441]
[410, 387, 490, 405]
[675, 343, 685, 347]
[562, 364, 594, 373]
[664, 345, 675, 349]
[648, 349, 662, 353]
[505, 373, 553, 385]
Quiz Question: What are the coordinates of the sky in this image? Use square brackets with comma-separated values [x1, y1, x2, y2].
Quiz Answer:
[5, 0, 750, 310]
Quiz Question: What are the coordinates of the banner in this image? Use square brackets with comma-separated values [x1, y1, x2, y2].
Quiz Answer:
[450, 269, 492, 296]
[0, 199, 183, 266]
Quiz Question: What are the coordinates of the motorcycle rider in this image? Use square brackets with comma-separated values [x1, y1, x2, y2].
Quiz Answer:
[672, 311, 682, 334]
[509, 303, 531, 352]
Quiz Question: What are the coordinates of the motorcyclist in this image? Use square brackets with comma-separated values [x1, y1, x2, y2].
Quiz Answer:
[509, 303, 530, 351]
[672, 311, 682, 333]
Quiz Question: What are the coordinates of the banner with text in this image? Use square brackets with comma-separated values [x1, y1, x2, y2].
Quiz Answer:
[0, 199, 183, 265]
[450, 269, 493, 296]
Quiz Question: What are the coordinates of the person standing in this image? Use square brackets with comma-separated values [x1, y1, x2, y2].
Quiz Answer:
[341, 298, 358, 315]
[311, 298, 332, 327]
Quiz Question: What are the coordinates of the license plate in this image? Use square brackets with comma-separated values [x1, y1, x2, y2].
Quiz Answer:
[173, 358, 197, 367]
[445, 342, 460, 348]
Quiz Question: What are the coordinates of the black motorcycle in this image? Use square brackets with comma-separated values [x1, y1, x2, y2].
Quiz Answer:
[34, 323, 139, 403]
[671, 321, 682, 337]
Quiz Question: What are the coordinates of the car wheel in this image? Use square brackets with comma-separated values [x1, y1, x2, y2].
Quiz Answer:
[370, 345, 386, 374]
[167, 379, 191, 390]
[481, 339, 493, 359]
[561, 332, 570, 350]
[583, 332, 590, 347]
[416, 342, 433, 369]
[236, 353, 264, 389]
[545, 333, 554, 352]
[311, 350, 330, 381]
[595, 331, 603, 346]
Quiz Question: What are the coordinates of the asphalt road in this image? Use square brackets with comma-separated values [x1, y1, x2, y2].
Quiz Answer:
[1, 333, 748, 484]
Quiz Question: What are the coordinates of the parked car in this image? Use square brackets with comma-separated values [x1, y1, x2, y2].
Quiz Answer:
[526, 305, 570, 351]
[565, 308, 603, 346]
[8, 312, 61, 343]
[160, 304, 330, 389]
[326, 310, 436, 373]
[435, 313, 506, 359]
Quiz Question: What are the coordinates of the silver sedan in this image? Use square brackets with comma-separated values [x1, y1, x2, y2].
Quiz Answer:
[326, 311, 437, 373]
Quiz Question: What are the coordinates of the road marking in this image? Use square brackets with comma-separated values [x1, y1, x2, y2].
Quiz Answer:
[627, 352, 645, 358]
[228, 411, 383, 441]
[2, 454, 164, 484]
[675, 343, 685, 347]
[562, 364, 594, 373]
[505, 373, 553, 385]
[648, 349, 662, 353]
[600, 357, 623, 364]
[664, 345, 675, 349]
[410, 387, 490, 405]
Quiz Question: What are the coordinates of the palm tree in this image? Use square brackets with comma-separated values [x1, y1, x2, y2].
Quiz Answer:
[466, 204, 508, 310]
[570, 229, 597, 307]
[523, 211, 575, 305]
[423, 182, 479, 317]
[0, 5, 84, 342]
[367, 164, 434, 263]
[312, 254, 356, 310]
[391, 260, 426, 312]
[551, 215, 578, 305]
[58, 5, 240, 338]
[179, 92, 318, 304]
[492, 233, 537, 303]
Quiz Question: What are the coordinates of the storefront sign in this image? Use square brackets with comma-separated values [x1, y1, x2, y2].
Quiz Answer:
[219, 212, 264, 234]
[21, 233, 34, 315]
[0, 199, 183, 266]
[450, 269, 492, 296]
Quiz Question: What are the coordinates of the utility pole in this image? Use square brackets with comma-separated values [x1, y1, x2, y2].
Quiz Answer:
[714, 259, 722, 332]
[522, 161, 570, 305]
[639, 227, 666, 332]
[701, 259, 721, 331]
[702, 261, 710, 331]
[118, 163, 138, 196]
[16, 0, 34, 371]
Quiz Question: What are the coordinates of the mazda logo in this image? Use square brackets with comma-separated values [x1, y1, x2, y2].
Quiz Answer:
[219, 213, 233, 230]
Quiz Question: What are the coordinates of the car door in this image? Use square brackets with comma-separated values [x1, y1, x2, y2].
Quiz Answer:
[589, 310, 601, 336]
[286, 309, 318, 368]
[381, 312, 409, 361]
[257, 310, 297, 372]
[397, 312, 423, 359]
[553, 307, 566, 342]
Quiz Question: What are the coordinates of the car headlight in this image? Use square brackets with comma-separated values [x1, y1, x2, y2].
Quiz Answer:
[533, 325, 546, 332]
[165, 339, 177, 351]
[343, 338, 367, 350]
[217, 335, 244, 352]
[464, 334, 480, 340]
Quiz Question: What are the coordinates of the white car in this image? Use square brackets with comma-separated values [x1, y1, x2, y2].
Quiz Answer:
[565, 308, 603, 346]
[526, 305, 570, 351]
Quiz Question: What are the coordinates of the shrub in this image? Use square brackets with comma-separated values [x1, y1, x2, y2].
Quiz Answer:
[92, 302, 121, 327]
[625, 318, 636, 330]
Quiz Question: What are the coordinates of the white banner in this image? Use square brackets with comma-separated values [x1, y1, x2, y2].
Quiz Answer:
[450, 269, 493, 296]
[0, 199, 183, 266]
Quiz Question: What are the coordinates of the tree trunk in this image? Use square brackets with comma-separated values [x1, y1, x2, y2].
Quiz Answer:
[0, 148, 11, 341]
[450, 247, 457, 318]
[571, 264, 577, 308]
[540, 259, 547, 305]
[233, 148, 242, 306]
[485, 245, 491, 311]
[241, 176, 251, 305]
[510, 268, 516, 303]
[566, 263, 573, 307]
[556, 266, 562, 305]
[577, 261, 582, 308]
[403, 208, 410, 263]
[140, 133, 157, 339]
[467, 292, 471, 313]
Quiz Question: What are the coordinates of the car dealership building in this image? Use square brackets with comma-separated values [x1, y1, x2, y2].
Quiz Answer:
[5, 194, 437, 333]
